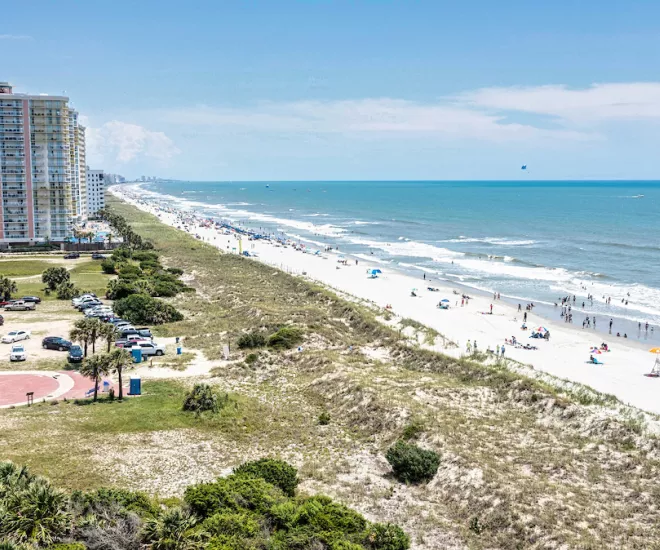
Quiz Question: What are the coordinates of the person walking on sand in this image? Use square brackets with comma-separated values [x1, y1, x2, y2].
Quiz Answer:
[496, 344, 500, 355]
[518, 303, 522, 312]
[609, 318, 613, 331]
[490, 304, 493, 314]
[501, 344, 505, 357]
[523, 311, 527, 322]
[466, 340, 472, 354]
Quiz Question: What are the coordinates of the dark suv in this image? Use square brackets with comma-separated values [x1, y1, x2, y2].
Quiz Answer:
[68, 345, 84, 363]
[42, 336, 72, 351]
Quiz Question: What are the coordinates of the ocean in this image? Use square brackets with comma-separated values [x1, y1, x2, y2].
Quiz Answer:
[137, 180, 660, 341]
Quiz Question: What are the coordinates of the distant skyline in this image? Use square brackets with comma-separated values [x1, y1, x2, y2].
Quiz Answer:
[4, 0, 660, 180]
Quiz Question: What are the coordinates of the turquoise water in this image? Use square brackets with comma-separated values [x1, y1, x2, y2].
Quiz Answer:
[142, 180, 660, 337]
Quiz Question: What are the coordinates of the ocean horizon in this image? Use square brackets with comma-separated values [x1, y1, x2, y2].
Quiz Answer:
[133, 179, 660, 340]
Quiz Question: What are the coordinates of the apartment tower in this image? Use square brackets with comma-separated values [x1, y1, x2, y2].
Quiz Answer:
[0, 81, 84, 244]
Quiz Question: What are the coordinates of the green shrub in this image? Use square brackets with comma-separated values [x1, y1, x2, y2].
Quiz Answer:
[166, 267, 184, 276]
[139, 259, 161, 272]
[42, 267, 70, 291]
[318, 411, 331, 425]
[69, 486, 157, 517]
[56, 281, 79, 300]
[267, 326, 303, 350]
[385, 440, 440, 484]
[233, 459, 299, 497]
[184, 475, 283, 518]
[49, 543, 86, 550]
[237, 331, 267, 349]
[114, 294, 183, 325]
[364, 523, 410, 549]
[106, 280, 139, 300]
[152, 281, 180, 297]
[401, 420, 424, 441]
[203, 511, 262, 538]
[182, 383, 227, 414]
[117, 263, 143, 280]
[100, 259, 116, 274]
[244, 353, 259, 365]
[132, 251, 159, 262]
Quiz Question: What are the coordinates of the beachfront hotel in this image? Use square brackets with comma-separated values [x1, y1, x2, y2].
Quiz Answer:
[86, 166, 105, 215]
[0, 81, 86, 245]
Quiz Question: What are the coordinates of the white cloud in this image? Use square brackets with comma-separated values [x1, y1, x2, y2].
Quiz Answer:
[457, 83, 660, 123]
[157, 98, 593, 142]
[86, 121, 179, 165]
[0, 34, 33, 40]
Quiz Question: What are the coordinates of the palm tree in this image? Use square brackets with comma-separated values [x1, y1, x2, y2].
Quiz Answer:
[87, 317, 102, 354]
[79, 354, 110, 402]
[70, 319, 92, 357]
[99, 322, 120, 353]
[0, 276, 18, 301]
[141, 507, 200, 550]
[108, 347, 132, 400]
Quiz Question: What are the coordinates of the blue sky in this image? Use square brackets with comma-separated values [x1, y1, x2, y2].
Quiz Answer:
[3, 0, 660, 180]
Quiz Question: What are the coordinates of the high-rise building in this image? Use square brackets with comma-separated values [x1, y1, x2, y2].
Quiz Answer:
[0, 81, 81, 244]
[68, 109, 87, 223]
[86, 167, 105, 215]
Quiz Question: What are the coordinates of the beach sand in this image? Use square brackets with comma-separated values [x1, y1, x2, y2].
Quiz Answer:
[111, 186, 660, 415]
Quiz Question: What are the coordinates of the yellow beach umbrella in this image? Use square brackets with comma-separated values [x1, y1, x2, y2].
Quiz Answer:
[649, 347, 660, 354]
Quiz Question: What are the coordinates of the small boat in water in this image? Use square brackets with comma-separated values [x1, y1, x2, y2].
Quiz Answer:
[632, 194, 644, 198]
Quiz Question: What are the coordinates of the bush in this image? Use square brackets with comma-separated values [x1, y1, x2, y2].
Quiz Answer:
[100, 259, 116, 274]
[117, 264, 143, 280]
[318, 411, 331, 425]
[182, 383, 227, 414]
[245, 353, 259, 365]
[166, 267, 184, 276]
[233, 459, 299, 497]
[184, 475, 284, 518]
[56, 281, 80, 300]
[364, 523, 410, 549]
[132, 251, 159, 262]
[401, 420, 424, 441]
[267, 326, 303, 350]
[106, 280, 139, 300]
[42, 267, 70, 291]
[385, 440, 440, 484]
[151, 281, 180, 297]
[70, 487, 157, 518]
[237, 331, 267, 349]
[114, 294, 183, 325]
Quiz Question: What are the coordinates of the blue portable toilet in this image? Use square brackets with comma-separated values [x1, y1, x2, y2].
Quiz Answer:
[176, 345, 182, 355]
[129, 376, 141, 396]
[131, 347, 143, 363]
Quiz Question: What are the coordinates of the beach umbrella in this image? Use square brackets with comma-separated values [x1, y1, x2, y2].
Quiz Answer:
[368, 269, 381, 275]
[649, 347, 660, 354]
[590, 349, 602, 354]
[441, 299, 450, 303]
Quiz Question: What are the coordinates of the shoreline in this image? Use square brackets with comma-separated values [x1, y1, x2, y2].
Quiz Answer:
[110, 185, 660, 414]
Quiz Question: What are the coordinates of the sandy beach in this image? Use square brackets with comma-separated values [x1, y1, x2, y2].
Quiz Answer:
[110, 185, 660, 415]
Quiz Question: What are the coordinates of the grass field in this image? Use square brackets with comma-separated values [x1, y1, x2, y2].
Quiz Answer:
[0, 196, 658, 549]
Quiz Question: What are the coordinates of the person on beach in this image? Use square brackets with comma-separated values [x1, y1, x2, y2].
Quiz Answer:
[466, 340, 472, 354]
[490, 304, 493, 314]
[518, 304, 522, 312]
[609, 319, 613, 331]
[523, 311, 527, 322]
[496, 344, 500, 355]
[501, 345, 505, 357]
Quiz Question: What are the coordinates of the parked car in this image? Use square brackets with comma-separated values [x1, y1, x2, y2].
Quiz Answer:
[113, 321, 133, 330]
[120, 328, 152, 339]
[115, 336, 148, 348]
[91, 253, 107, 260]
[21, 296, 42, 304]
[68, 345, 84, 363]
[110, 319, 128, 326]
[10, 345, 27, 362]
[85, 306, 113, 317]
[2, 330, 30, 344]
[127, 341, 165, 356]
[64, 252, 80, 259]
[5, 300, 36, 311]
[42, 337, 73, 351]
[73, 295, 99, 308]
[72, 293, 97, 306]
[78, 300, 103, 311]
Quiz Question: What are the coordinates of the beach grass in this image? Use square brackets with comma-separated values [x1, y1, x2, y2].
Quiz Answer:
[0, 194, 658, 548]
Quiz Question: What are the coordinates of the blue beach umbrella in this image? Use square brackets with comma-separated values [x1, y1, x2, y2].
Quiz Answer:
[441, 299, 450, 303]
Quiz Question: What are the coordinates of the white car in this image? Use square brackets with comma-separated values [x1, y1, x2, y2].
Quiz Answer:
[127, 341, 165, 356]
[85, 306, 113, 317]
[72, 295, 97, 307]
[2, 330, 31, 344]
[9, 345, 27, 362]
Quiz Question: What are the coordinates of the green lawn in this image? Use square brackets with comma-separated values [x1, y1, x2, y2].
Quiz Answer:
[0, 259, 62, 277]
[11, 259, 112, 301]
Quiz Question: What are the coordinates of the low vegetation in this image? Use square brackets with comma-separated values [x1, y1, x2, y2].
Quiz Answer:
[182, 383, 228, 414]
[0, 460, 406, 550]
[385, 440, 441, 484]
[114, 293, 184, 325]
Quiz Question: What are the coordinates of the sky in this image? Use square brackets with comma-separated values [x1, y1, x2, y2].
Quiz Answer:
[3, 0, 660, 181]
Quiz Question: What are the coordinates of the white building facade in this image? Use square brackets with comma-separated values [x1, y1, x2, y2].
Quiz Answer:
[86, 167, 105, 215]
[0, 81, 82, 244]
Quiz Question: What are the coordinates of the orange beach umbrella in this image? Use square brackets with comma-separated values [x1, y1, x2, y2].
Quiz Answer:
[649, 347, 660, 354]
